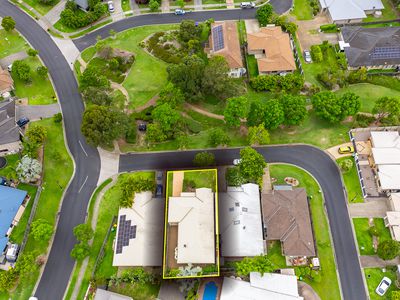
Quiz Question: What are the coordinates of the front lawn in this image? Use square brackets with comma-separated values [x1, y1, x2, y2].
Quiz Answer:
[0, 30, 29, 59]
[109, 282, 161, 300]
[269, 164, 341, 300]
[20, 0, 60, 15]
[364, 267, 399, 300]
[121, 0, 131, 11]
[337, 157, 364, 203]
[12, 57, 56, 105]
[292, 0, 313, 20]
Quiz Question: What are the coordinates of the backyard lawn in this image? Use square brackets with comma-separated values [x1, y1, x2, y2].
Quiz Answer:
[0, 30, 29, 59]
[292, 0, 313, 20]
[183, 169, 217, 192]
[364, 267, 399, 300]
[363, 0, 398, 22]
[269, 164, 341, 300]
[337, 157, 364, 203]
[110, 282, 161, 300]
[12, 57, 56, 105]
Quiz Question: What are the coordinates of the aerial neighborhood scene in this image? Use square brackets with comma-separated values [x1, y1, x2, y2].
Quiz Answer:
[2, 0, 400, 297]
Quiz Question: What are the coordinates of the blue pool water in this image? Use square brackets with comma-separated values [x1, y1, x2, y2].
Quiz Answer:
[203, 281, 218, 300]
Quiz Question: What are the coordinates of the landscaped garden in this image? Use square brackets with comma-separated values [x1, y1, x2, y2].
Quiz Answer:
[353, 218, 392, 255]
[0, 29, 29, 59]
[364, 267, 399, 300]
[337, 157, 364, 203]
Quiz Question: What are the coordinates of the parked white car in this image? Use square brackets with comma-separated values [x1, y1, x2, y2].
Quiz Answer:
[240, 2, 255, 8]
[375, 277, 391, 296]
[233, 159, 242, 166]
[304, 50, 312, 63]
[107, 1, 115, 13]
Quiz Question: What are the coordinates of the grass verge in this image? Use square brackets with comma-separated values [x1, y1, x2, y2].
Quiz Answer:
[337, 157, 364, 203]
[0, 29, 29, 59]
[364, 267, 399, 300]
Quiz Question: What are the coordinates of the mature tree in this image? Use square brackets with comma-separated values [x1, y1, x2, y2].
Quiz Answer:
[373, 97, 400, 123]
[312, 91, 343, 123]
[73, 223, 94, 242]
[247, 101, 266, 127]
[247, 124, 270, 146]
[71, 242, 91, 261]
[256, 4, 273, 26]
[280, 94, 307, 126]
[82, 86, 112, 106]
[158, 83, 185, 108]
[31, 219, 53, 241]
[1, 16, 16, 32]
[176, 0, 185, 8]
[3, 165, 17, 181]
[377, 239, 400, 260]
[149, 0, 160, 12]
[16, 155, 42, 183]
[202, 56, 236, 99]
[25, 125, 47, 145]
[54, 112, 63, 123]
[339, 159, 353, 172]
[239, 147, 266, 182]
[119, 176, 155, 207]
[27, 48, 39, 57]
[178, 19, 201, 43]
[176, 132, 189, 150]
[0, 269, 17, 292]
[15, 253, 38, 278]
[81, 105, 128, 147]
[339, 92, 361, 117]
[37, 66, 48, 78]
[193, 152, 215, 167]
[22, 140, 39, 159]
[152, 103, 181, 136]
[224, 96, 248, 127]
[79, 66, 110, 89]
[208, 128, 230, 147]
[12, 60, 31, 82]
[235, 255, 274, 277]
[263, 99, 284, 129]
[167, 55, 205, 101]
[146, 123, 167, 143]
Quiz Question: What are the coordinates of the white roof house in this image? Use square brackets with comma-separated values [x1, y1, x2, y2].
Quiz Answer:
[319, 0, 384, 23]
[372, 148, 400, 165]
[377, 165, 400, 190]
[385, 211, 400, 241]
[168, 188, 215, 264]
[94, 289, 133, 300]
[219, 183, 265, 257]
[371, 131, 400, 148]
[113, 191, 164, 267]
[220, 272, 303, 300]
[390, 193, 400, 211]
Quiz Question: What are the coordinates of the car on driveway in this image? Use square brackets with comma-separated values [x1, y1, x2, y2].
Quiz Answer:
[240, 2, 255, 8]
[376, 277, 391, 296]
[174, 9, 186, 15]
[107, 1, 115, 12]
[16, 117, 29, 127]
[338, 146, 354, 154]
[304, 50, 312, 63]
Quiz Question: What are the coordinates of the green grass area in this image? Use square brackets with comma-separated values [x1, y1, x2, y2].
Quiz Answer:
[0, 118, 73, 300]
[364, 267, 399, 300]
[103, 24, 178, 109]
[337, 157, 364, 203]
[201, 0, 225, 4]
[69, 20, 113, 38]
[74, 60, 82, 77]
[121, 0, 131, 11]
[269, 164, 341, 300]
[54, 20, 78, 33]
[292, 0, 313, 20]
[76, 172, 155, 299]
[9, 184, 38, 244]
[21, 0, 60, 15]
[363, 0, 398, 22]
[336, 83, 400, 113]
[374, 218, 392, 243]
[9, 0, 39, 19]
[0, 30, 29, 59]
[246, 54, 258, 78]
[109, 282, 161, 299]
[12, 57, 56, 105]
[87, 57, 126, 83]
[81, 46, 97, 63]
[0, 154, 19, 177]
[183, 169, 217, 191]
[237, 20, 246, 45]
[266, 241, 287, 269]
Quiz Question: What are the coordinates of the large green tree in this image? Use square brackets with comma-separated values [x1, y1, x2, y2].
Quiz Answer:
[158, 83, 185, 108]
[377, 239, 400, 260]
[70, 242, 91, 261]
[178, 19, 202, 43]
[224, 96, 248, 127]
[373, 96, 400, 123]
[239, 147, 266, 182]
[209, 128, 230, 147]
[280, 94, 307, 126]
[263, 99, 284, 129]
[73, 223, 94, 242]
[247, 124, 270, 146]
[31, 219, 53, 241]
[1, 16, 16, 32]
[151, 103, 181, 136]
[82, 86, 112, 106]
[12, 60, 31, 82]
[256, 4, 273, 27]
[79, 66, 110, 89]
[146, 123, 167, 143]
[193, 151, 215, 167]
[247, 101, 266, 127]
[25, 125, 47, 145]
[339, 92, 361, 117]
[312, 91, 343, 123]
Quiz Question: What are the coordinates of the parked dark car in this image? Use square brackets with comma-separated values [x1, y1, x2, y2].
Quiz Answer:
[138, 123, 147, 131]
[0, 176, 8, 186]
[156, 184, 163, 197]
[17, 117, 29, 127]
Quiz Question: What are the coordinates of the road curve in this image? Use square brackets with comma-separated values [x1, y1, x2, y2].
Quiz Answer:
[0, 1, 100, 299]
[120, 145, 367, 300]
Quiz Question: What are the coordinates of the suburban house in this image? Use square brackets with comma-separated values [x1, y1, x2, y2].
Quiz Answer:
[219, 183, 266, 258]
[94, 289, 133, 300]
[205, 21, 246, 78]
[261, 187, 316, 259]
[319, 0, 384, 24]
[384, 193, 400, 241]
[220, 272, 303, 300]
[369, 131, 400, 192]
[341, 27, 400, 69]
[0, 99, 22, 156]
[0, 66, 14, 96]
[113, 191, 164, 267]
[247, 26, 296, 75]
[0, 186, 28, 256]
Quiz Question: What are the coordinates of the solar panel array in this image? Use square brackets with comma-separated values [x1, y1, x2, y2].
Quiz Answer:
[212, 25, 225, 51]
[371, 46, 400, 60]
[116, 215, 137, 254]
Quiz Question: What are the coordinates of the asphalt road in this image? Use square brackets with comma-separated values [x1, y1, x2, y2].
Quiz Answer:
[0, 1, 100, 300]
[120, 145, 367, 300]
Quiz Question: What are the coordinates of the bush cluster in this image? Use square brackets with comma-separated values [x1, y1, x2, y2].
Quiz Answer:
[320, 24, 338, 33]
[60, 0, 106, 29]
[147, 32, 182, 64]
[250, 73, 304, 92]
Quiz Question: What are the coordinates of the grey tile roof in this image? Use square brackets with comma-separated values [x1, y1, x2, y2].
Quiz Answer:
[0, 100, 20, 145]
[342, 26, 400, 67]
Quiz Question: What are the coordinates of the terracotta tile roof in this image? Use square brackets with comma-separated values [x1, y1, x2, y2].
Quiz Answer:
[247, 26, 296, 73]
[0, 66, 13, 93]
[261, 188, 316, 257]
[208, 21, 243, 69]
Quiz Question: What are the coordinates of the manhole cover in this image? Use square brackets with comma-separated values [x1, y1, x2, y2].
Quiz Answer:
[0, 157, 7, 169]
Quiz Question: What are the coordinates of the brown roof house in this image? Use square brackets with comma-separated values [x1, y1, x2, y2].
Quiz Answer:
[206, 21, 246, 78]
[247, 26, 296, 75]
[0, 66, 14, 95]
[261, 188, 316, 258]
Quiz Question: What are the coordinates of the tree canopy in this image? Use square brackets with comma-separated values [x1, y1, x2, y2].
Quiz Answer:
[263, 99, 284, 129]
[239, 147, 266, 183]
[31, 219, 53, 241]
[208, 128, 230, 147]
[224, 96, 248, 127]
[280, 94, 307, 126]
[377, 240, 400, 260]
[247, 124, 270, 146]
[256, 4, 273, 27]
[25, 125, 47, 145]
[1, 16, 16, 32]
[73, 223, 94, 242]
[193, 152, 215, 167]
[373, 97, 400, 124]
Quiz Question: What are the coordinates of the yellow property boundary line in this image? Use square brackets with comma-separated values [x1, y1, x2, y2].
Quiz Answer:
[163, 169, 220, 279]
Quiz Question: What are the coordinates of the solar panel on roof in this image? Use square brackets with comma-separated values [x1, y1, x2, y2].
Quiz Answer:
[116, 215, 137, 254]
[212, 25, 225, 51]
[371, 46, 400, 60]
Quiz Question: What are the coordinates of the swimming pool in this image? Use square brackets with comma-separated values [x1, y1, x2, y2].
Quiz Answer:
[203, 281, 218, 300]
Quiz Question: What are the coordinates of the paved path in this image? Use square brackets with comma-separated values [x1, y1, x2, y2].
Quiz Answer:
[161, 0, 170, 13]
[44, 0, 66, 25]
[194, 0, 203, 11]
[16, 103, 60, 121]
[298, 281, 321, 300]
[97, 147, 120, 185]
[172, 171, 184, 196]
[349, 200, 388, 218]
[50, 37, 80, 69]
[360, 255, 400, 268]
[0, 51, 28, 68]
[325, 142, 354, 159]
[130, 0, 141, 15]
[226, 0, 234, 9]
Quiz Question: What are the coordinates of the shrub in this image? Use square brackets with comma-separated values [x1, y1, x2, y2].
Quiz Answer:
[53, 112, 63, 123]
[310, 45, 323, 63]
[368, 226, 380, 237]
[353, 114, 375, 128]
[320, 24, 338, 33]
[149, 0, 160, 11]
[339, 159, 353, 172]
[235, 255, 274, 277]
[193, 152, 215, 167]
[60, 2, 106, 29]
[250, 73, 304, 92]
[208, 128, 230, 147]
[226, 166, 246, 187]
[31, 219, 53, 241]
[377, 239, 400, 260]
[336, 52, 348, 70]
